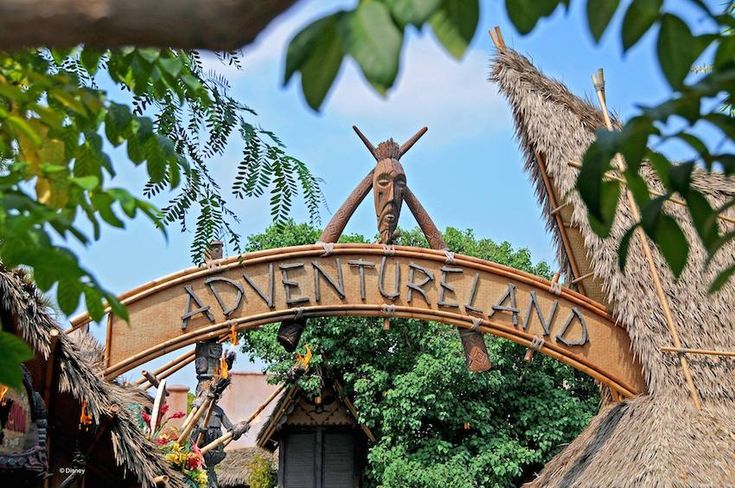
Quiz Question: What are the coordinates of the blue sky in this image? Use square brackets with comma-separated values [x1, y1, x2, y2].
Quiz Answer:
[72, 0, 718, 387]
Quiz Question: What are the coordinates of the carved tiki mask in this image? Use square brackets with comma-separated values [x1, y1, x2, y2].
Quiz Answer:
[373, 140, 406, 244]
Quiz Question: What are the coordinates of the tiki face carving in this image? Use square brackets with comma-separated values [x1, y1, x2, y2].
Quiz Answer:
[373, 156, 406, 244]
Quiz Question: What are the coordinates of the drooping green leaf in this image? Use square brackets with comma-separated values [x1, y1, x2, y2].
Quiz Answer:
[343, 1, 403, 89]
[429, 0, 479, 59]
[105, 102, 133, 147]
[57, 278, 82, 315]
[710, 264, 735, 293]
[70, 176, 99, 191]
[80, 49, 104, 75]
[617, 224, 639, 271]
[577, 130, 618, 223]
[686, 189, 719, 251]
[295, 17, 344, 111]
[284, 15, 341, 85]
[657, 14, 701, 88]
[505, 0, 559, 35]
[0, 331, 34, 390]
[83, 285, 105, 322]
[652, 215, 688, 278]
[621, 0, 662, 51]
[587, 0, 620, 42]
[668, 161, 694, 196]
[385, 0, 442, 26]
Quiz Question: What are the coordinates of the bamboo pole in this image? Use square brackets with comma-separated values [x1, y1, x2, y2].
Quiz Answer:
[153, 475, 169, 485]
[567, 161, 735, 226]
[592, 68, 701, 409]
[177, 398, 210, 444]
[661, 346, 735, 357]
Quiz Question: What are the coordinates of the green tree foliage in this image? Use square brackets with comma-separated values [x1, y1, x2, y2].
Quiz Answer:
[290, 0, 735, 292]
[247, 453, 277, 488]
[0, 47, 322, 387]
[239, 222, 598, 487]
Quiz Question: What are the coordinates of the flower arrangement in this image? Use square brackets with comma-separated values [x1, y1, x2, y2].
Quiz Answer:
[135, 402, 208, 488]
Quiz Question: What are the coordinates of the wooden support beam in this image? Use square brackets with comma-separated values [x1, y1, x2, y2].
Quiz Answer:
[661, 346, 735, 358]
[592, 68, 701, 409]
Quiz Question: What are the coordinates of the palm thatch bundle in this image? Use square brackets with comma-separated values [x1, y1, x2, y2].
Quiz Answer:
[0, 266, 186, 487]
[215, 447, 274, 487]
[491, 46, 735, 486]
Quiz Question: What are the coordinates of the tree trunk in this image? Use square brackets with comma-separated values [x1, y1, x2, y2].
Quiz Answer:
[0, 0, 297, 50]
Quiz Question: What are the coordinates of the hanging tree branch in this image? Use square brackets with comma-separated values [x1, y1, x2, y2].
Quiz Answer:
[0, 0, 296, 50]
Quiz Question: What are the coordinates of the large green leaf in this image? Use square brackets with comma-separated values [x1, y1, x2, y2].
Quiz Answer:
[0, 331, 34, 390]
[299, 15, 345, 111]
[430, 0, 479, 59]
[385, 0, 442, 26]
[652, 215, 688, 278]
[710, 264, 735, 293]
[577, 130, 617, 222]
[587, 0, 620, 42]
[621, 0, 662, 51]
[505, 0, 560, 35]
[57, 278, 82, 315]
[284, 14, 341, 85]
[343, 1, 403, 89]
[657, 14, 702, 88]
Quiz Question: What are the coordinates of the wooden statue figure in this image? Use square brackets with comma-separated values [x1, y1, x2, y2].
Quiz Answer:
[192, 405, 249, 487]
[372, 139, 406, 244]
[195, 341, 223, 395]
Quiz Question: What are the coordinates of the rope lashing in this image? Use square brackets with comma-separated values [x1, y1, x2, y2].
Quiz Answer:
[444, 250, 456, 265]
[293, 307, 305, 321]
[382, 304, 396, 330]
[382, 244, 396, 256]
[316, 241, 335, 257]
[549, 281, 562, 295]
[470, 317, 482, 332]
[524, 335, 545, 362]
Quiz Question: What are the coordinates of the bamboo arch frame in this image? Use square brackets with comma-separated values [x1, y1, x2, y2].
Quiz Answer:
[69, 243, 645, 398]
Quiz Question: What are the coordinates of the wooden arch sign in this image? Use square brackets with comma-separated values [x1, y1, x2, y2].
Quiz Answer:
[91, 243, 644, 397]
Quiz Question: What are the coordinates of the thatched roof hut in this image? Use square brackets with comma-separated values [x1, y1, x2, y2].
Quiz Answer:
[490, 46, 735, 486]
[0, 266, 185, 487]
[215, 447, 274, 488]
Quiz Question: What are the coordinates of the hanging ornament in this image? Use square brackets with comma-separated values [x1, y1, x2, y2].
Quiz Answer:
[229, 323, 239, 346]
[79, 400, 93, 429]
[219, 354, 229, 380]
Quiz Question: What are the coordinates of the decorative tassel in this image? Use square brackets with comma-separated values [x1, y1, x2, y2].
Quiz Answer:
[229, 323, 239, 346]
[219, 355, 229, 379]
[79, 400, 93, 428]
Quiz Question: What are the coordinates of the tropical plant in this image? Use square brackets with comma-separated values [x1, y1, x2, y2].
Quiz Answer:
[0, 47, 323, 387]
[239, 222, 598, 487]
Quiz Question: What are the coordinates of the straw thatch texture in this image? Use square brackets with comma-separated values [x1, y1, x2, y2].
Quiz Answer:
[0, 266, 186, 487]
[491, 47, 735, 486]
[216, 447, 274, 487]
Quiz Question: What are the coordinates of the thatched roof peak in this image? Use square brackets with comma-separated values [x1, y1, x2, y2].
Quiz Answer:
[490, 45, 735, 487]
[0, 266, 186, 487]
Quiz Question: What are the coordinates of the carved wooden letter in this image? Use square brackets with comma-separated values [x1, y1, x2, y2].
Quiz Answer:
[204, 277, 244, 317]
[488, 283, 520, 327]
[349, 259, 375, 301]
[181, 285, 215, 329]
[407, 262, 434, 305]
[522, 291, 558, 335]
[312, 259, 345, 302]
[378, 256, 401, 300]
[243, 263, 276, 309]
[555, 307, 589, 347]
[280, 263, 309, 305]
[438, 266, 463, 309]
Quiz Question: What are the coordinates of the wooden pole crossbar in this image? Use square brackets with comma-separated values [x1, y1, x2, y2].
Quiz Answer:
[661, 346, 735, 357]
[591, 68, 701, 409]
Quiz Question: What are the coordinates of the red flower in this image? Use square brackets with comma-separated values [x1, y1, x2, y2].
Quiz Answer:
[160, 403, 170, 416]
[170, 411, 186, 420]
[141, 411, 151, 423]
